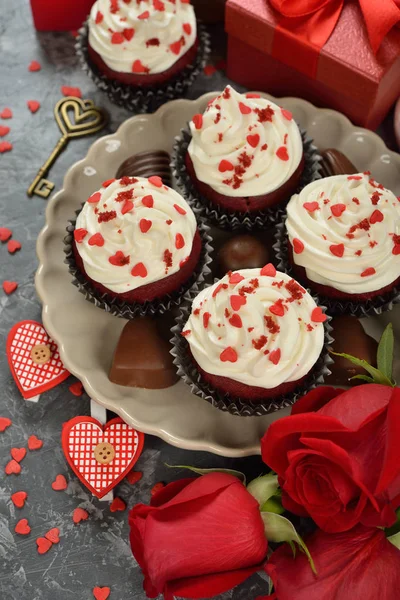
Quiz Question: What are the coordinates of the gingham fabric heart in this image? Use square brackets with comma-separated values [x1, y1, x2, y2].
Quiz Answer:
[62, 417, 144, 498]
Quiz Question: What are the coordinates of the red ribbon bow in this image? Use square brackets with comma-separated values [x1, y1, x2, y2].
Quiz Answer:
[270, 0, 400, 78]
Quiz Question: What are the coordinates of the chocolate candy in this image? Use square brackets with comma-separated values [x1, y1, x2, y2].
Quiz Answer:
[109, 318, 178, 389]
[216, 234, 270, 277]
[326, 315, 378, 386]
[116, 150, 172, 187]
[320, 149, 358, 177]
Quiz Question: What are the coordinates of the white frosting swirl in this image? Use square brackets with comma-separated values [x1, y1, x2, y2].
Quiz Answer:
[286, 173, 400, 294]
[187, 85, 303, 197]
[74, 176, 197, 293]
[88, 0, 196, 74]
[183, 268, 325, 389]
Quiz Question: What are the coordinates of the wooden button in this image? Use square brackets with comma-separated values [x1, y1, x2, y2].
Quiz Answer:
[30, 344, 51, 365]
[94, 442, 115, 465]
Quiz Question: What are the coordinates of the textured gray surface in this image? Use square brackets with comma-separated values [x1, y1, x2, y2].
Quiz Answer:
[0, 2, 267, 599]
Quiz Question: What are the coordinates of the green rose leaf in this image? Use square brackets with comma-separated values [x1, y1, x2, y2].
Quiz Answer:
[377, 323, 394, 382]
[350, 374, 374, 384]
[261, 512, 316, 574]
[388, 531, 400, 550]
[331, 351, 394, 387]
[260, 495, 285, 515]
[247, 474, 279, 507]
[165, 464, 246, 485]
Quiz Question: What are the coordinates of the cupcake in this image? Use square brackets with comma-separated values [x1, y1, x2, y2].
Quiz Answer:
[69, 176, 204, 313]
[87, 0, 198, 87]
[284, 173, 400, 304]
[176, 266, 328, 405]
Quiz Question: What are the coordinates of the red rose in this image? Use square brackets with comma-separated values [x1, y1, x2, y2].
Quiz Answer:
[129, 473, 268, 599]
[261, 384, 400, 532]
[265, 525, 400, 600]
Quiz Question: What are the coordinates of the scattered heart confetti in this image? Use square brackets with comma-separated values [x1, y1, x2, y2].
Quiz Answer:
[1, 108, 12, 119]
[126, 470, 143, 485]
[93, 587, 111, 600]
[11, 448, 27, 462]
[36, 536, 53, 555]
[61, 86, 82, 98]
[28, 60, 42, 72]
[110, 497, 126, 512]
[15, 518, 31, 535]
[52, 474, 68, 491]
[5, 459, 21, 475]
[0, 227, 12, 241]
[203, 64, 217, 76]
[151, 482, 165, 496]
[0, 126, 10, 137]
[0, 417, 12, 432]
[7, 240, 21, 254]
[27, 100, 41, 114]
[0, 141, 13, 153]
[28, 434, 43, 450]
[72, 507, 89, 524]
[11, 491, 27, 508]
[45, 528, 60, 544]
[69, 381, 83, 396]
[3, 281, 18, 295]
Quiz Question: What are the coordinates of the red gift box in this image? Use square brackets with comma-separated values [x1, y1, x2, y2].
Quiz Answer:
[226, 0, 400, 129]
[30, 0, 95, 31]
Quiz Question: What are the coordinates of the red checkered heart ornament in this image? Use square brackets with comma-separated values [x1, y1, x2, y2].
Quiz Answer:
[7, 321, 70, 399]
[62, 417, 144, 498]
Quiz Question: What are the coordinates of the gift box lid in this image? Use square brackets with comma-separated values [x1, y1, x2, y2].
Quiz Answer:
[226, 0, 400, 104]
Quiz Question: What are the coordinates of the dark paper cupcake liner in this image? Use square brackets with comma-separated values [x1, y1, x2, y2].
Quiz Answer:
[274, 220, 400, 317]
[64, 206, 213, 319]
[170, 293, 333, 417]
[75, 19, 211, 114]
[171, 126, 322, 231]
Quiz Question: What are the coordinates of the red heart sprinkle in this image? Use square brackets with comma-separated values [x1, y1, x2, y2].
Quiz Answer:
[329, 243, 345, 257]
[229, 272, 245, 284]
[246, 93, 260, 98]
[93, 587, 111, 600]
[393, 245, 400, 255]
[260, 263, 276, 277]
[0, 141, 12, 153]
[102, 179, 116, 188]
[370, 209, 384, 224]
[192, 114, 203, 130]
[36, 537, 52, 554]
[74, 228, 88, 243]
[72, 508, 89, 524]
[1, 108, 12, 119]
[311, 307, 327, 323]
[230, 295, 246, 311]
[88, 233, 104, 247]
[239, 102, 251, 115]
[126, 470, 143, 485]
[11, 491, 27, 508]
[361, 267, 376, 277]
[151, 482, 165, 496]
[28, 435, 43, 450]
[269, 348, 281, 365]
[45, 528, 60, 544]
[121, 200, 134, 214]
[88, 191, 101, 204]
[131, 262, 147, 277]
[111, 32, 125, 44]
[138, 10, 150, 18]
[110, 497, 126, 512]
[153, 0, 165, 10]
[5, 459, 21, 475]
[183, 22, 192, 35]
[108, 251, 130, 267]
[140, 219, 152, 233]
[175, 233, 185, 249]
[203, 64, 217, 76]
[330, 203, 346, 217]
[0, 126, 10, 137]
[220, 347, 238, 362]
[8, 240, 21, 253]
[11, 448, 26, 463]
[229, 314, 242, 328]
[142, 194, 154, 207]
[95, 11, 103, 24]
[123, 28, 135, 41]
[169, 40, 182, 55]
[247, 134, 260, 148]
[61, 86, 82, 98]
[27, 100, 40, 113]
[52, 474, 68, 491]
[132, 59, 148, 73]
[174, 203, 186, 215]
[3, 281, 18, 294]
[269, 300, 286, 317]
[28, 60, 41, 72]
[292, 238, 304, 254]
[148, 175, 163, 187]
[0, 417, 12, 432]
[203, 312, 211, 328]
[69, 381, 83, 396]
[303, 202, 319, 212]
[276, 146, 289, 161]
[281, 108, 293, 120]
[0, 227, 12, 241]
[218, 159, 234, 173]
[15, 518, 31, 535]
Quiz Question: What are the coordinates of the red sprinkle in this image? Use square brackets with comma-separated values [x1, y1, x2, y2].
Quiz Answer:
[163, 249, 173, 272]
[229, 314, 242, 328]
[97, 210, 117, 223]
[93, 588, 110, 600]
[36, 537, 52, 555]
[5, 459, 21, 475]
[281, 108, 292, 120]
[264, 315, 280, 334]
[230, 294, 247, 311]
[95, 11, 103, 24]
[292, 238, 304, 254]
[123, 28, 135, 41]
[276, 146, 289, 161]
[142, 194, 154, 208]
[229, 272, 245, 284]
[11, 491, 27, 508]
[370, 210, 384, 224]
[28, 60, 41, 72]
[181, 329, 191, 337]
[239, 102, 252, 115]
[0, 126, 10, 137]
[220, 347, 238, 363]
[126, 470, 143, 485]
[121, 200, 134, 214]
[28, 435, 43, 450]
[138, 10, 150, 19]
[0, 108, 12, 119]
[131, 262, 147, 277]
[3, 281, 18, 295]
[0, 417, 12, 432]
[102, 179, 116, 188]
[203, 64, 217, 76]
[203, 312, 211, 328]
[69, 381, 83, 396]
[252, 335, 267, 350]
[371, 192, 381, 205]
[218, 159, 234, 173]
[170, 40, 182, 55]
[139, 219, 152, 233]
[151, 482, 165, 496]
[183, 22, 192, 35]
[260, 263, 276, 277]
[153, 0, 165, 9]
[329, 243, 345, 258]
[348, 175, 362, 180]
[212, 283, 228, 298]
[255, 106, 274, 123]
[61, 86, 82, 98]
[311, 307, 327, 323]
[148, 175, 163, 187]
[303, 202, 319, 212]
[331, 203, 346, 217]
[109, 251, 130, 266]
[10, 448, 26, 463]
[51, 474, 68, 491]
[361, 267, 376, 277]
[192, 114, 203, 130]
[269, 349, 281, 365]
[72, 507, 89, 524]
[15, 519, 31, 535]
[132, 59, 149, 73]
[269, 299, 287, 317]
[174, 203, 186, 215]
[0, 141, 12, 153]
[246, 93, 260, 98]
[110, 497, 126, 512]
[175, 233, 185, 249]
[88, 191, 101, 204]
[7, 240, 21, 254]
[88, 233, 104, 247]
[247, 133, 260, 148]
[0, 227, 11, 242]
[111, 32, 125, 44]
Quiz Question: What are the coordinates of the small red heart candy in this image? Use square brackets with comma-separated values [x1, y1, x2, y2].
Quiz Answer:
[73, 507, 89, 524]
[330, 203, 346, 217]
[269, 348, 281, 365]
[169, 40, 182, 55]
[36, 537, 53, 554]
[28, 60, 41, 72]
[11, 491, 27, 508]
[45, 527, 60, 544]
[69, 381, 83, 396]
[246, 134, 260, 148]
[151, 482, 165, 496]
[110, 497, 126, 512]
[88, 191, 101, 204]
[220, 347, 238, 363]
[239, 102, 251, 115]
[148, 175, 163, 187]
[0, 417, 12, 432]
[132, 59, 148, 73]
[15, 518, 31, 535]
[0, 126, 10, 137]
[27, 100, 40, 114]
[311, 307, 327, 323]
[329, 243, 345, 258]
[52, 474, 68, 491]
[303, 202, 319, 212]
[123, 28, 135, 41]
[260, 263, 276, 277]
[7, 240, 21, 253]
[11, 448, 26, 462]
[292, 238, 304, 254]
[281, 108, 293, 120]
[28, 435, 43, 450]
[142, 194, 154, 208]
[3, 281, 18, 294]
[0, 141, 12, 153]
[93, 587, 111, 600]
[1, 108, 12, 119]
[228, 272, 244, 284]
[230, 295, 246, 311]
[131, 262, 147, 278]
[88, 233, 104, 247]
[370, 209, 384, 224]
[5, 459, 21, 475]
[126, 470, 143, 485]
[192, 114, 203, 129]
[111, 32, 124, 44]
[276, 146, 289, 161]
[139, 218, 152, 233]
[218, 159, 234, 173]
[228, 314, 242, 328]
[61, 86, 82, 98]
[0, 227, 12, 241]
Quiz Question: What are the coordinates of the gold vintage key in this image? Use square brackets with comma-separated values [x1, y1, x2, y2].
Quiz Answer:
[27, 96, 108, 199]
